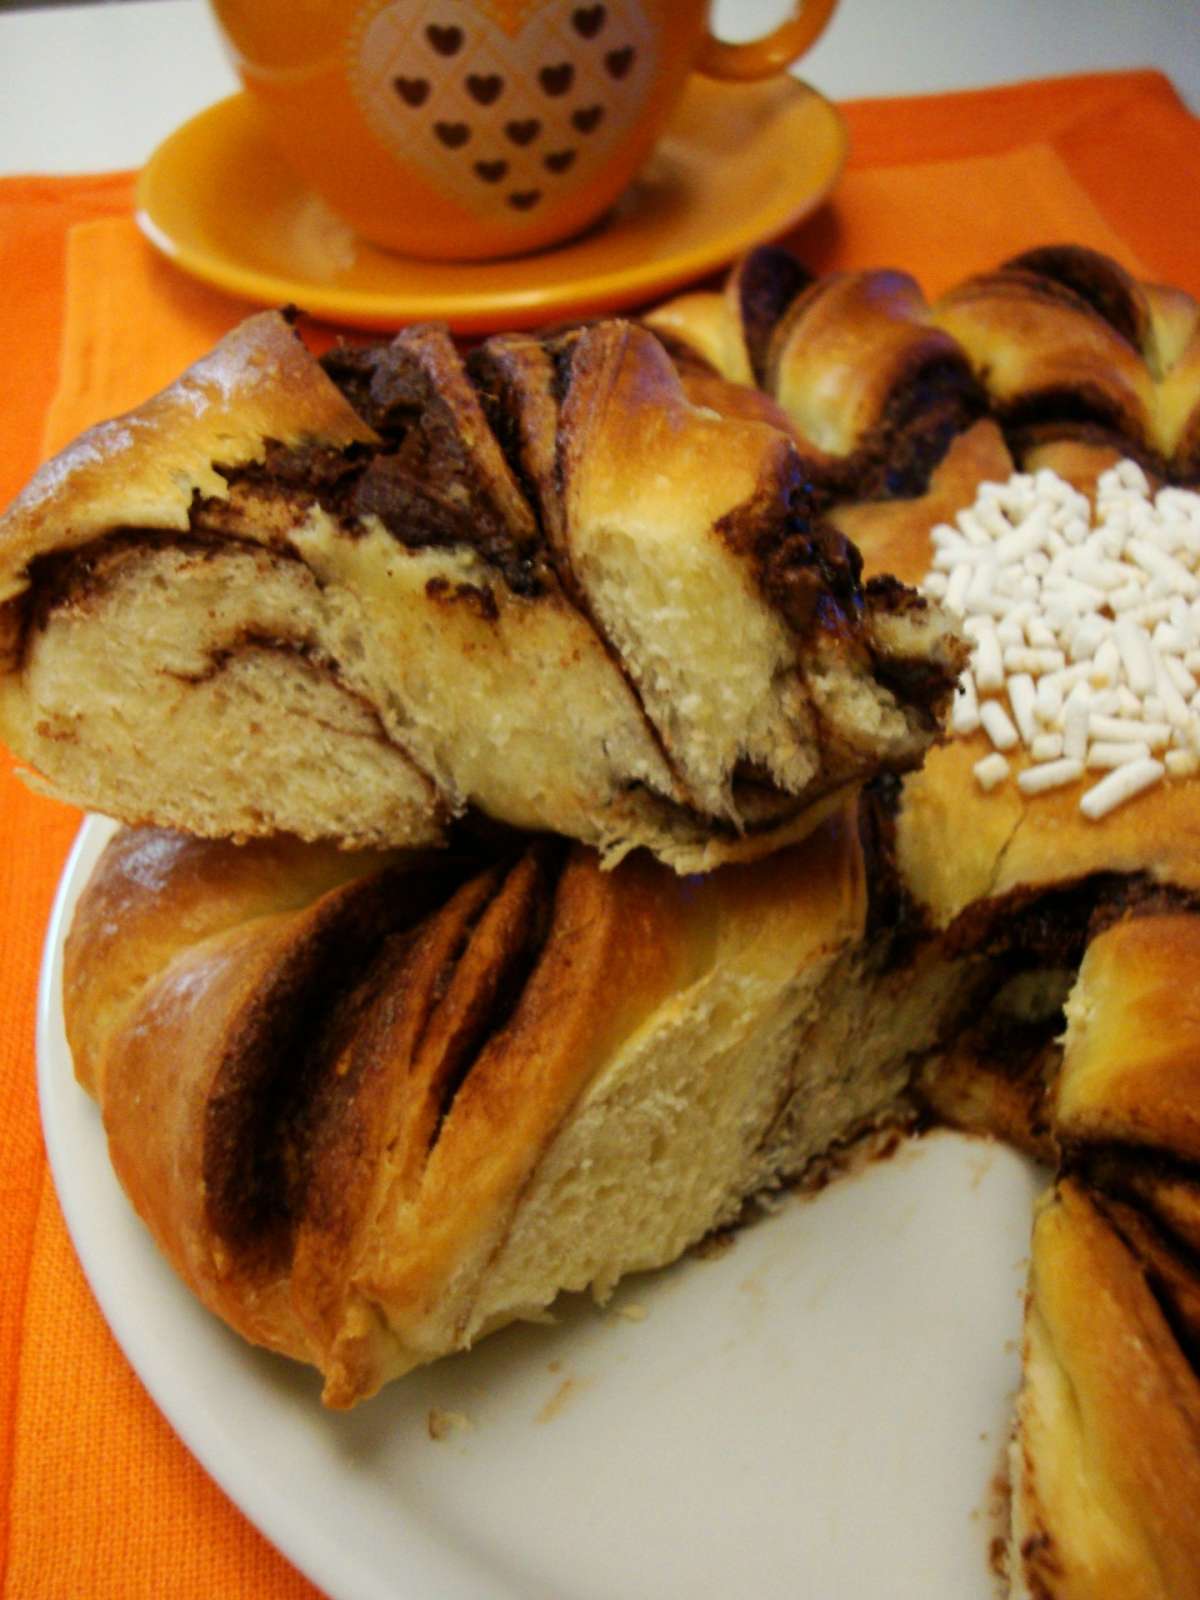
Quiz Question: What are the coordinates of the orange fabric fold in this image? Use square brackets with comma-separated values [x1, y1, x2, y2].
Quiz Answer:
[1, 68, 1198, 1600]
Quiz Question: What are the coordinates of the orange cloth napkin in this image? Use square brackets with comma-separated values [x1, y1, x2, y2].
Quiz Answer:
[1, 69, 1198, 1600]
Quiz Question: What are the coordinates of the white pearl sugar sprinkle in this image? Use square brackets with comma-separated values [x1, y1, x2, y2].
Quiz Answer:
[921, 460, 1200, 820]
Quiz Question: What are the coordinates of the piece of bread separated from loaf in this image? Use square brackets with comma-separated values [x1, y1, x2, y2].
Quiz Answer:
[0, 312, 964, 870]
[64, 810, 975, 1409]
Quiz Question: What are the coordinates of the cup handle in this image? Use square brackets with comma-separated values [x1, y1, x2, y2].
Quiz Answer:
[694, 0, 839, 82]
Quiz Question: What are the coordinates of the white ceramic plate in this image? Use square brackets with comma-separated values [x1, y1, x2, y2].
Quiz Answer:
[40, 815, 1042, 1599]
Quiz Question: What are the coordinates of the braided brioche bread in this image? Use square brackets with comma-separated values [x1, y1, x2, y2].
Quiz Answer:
[48, 242, 1200, 1595]
[66, 812, 968, 1408]
[647, 241, 1200, 494]
[0, 313, 962, 871]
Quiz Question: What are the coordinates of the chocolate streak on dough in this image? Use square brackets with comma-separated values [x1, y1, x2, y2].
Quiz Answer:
[11, 528, 309, 670]
[715, 452, 862, 638]
[203, 859, 477, 1270]
[731, 245, 815, 389]
[423, 842, 564, 1147]
[282, 843, 567, 1314]
[335, 327, 710, 813]
[911, 878, 1200, 1147]
[227, 338, 549, 599]
[11, 530, 445, 798]
[1004, 246, 1151, 354]
[1076, 1143, 1200, 1219]
[763, 269, 987, 507]
[258, 325, 957, 803]
[466, 328, 696, 809]
[841, 356, 987, 504]
[857, 774, 931, 969]
[943, 872, 1200, 962]
[1006, 415, 1162, 480]
[863, 574, 963, 731]
[998, 384, 1159, 474]
[166, 631, 442, 793]
[14, 317, 960, 837]
[1075, 1182, 1200, 1381]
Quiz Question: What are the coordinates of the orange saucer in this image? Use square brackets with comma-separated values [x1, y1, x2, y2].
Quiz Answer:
[135, 77, 846, 333]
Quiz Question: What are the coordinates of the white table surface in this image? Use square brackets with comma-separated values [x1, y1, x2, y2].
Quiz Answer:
[0, 0, 1196, 178]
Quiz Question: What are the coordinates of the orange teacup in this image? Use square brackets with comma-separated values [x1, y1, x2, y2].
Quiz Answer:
[207, 0, 839, 260]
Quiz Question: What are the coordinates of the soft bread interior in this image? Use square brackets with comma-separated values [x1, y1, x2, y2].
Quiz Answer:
[559, 325, 957, 817]
[473, 935, 964, 1346]
[4, 540, 439, 849]
[560, 325, 824, 813]
[0, 311, 962, 869]
[281, 508, 682, 848]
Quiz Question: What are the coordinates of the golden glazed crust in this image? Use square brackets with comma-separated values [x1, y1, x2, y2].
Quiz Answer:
[1056, 912, 1200, 1160]
[766, 270, 972, 460]
[67, 812, 875, 1405]
[1003, 915, 1200, 1599]
[64, 827, 407, 1101]
[0, 312, 379, 608]
[895, 737, 1200, 932]
[1012, 1180, 1200, 1600]
[931, 270, 1157, 451]
[648, 241, 1200, 493]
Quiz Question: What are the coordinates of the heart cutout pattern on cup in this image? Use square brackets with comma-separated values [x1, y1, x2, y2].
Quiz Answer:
[349, 0, 656, 229]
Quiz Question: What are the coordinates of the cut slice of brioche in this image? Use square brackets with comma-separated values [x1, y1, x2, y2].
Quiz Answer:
[0, 312, 963, 869]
